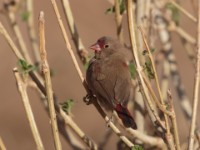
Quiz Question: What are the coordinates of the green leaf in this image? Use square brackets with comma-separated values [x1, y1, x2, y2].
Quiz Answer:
[84, 58, 90, 70]
[21, 11, 31, 21]
[143, 60, 155, 79]
[166, 102, 171, 111]
[50, 68, 56, 77]
[166, 3, 180, 25]
[132, 145, 143, 150]
[142, 48, 156, 55]
[105, 7, 115, 14]
[129, 63, 136, 79]
[105, 0, 126, 14]
[17, 59, 36, 74]
[60, 99, 74, 115]
[150, 48, 156, 53]
[119, 0, 126, 14]
[142, 50, 148, 55]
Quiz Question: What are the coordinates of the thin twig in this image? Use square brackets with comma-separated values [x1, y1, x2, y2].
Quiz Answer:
[135, 0, 146, 133]
[180, 38, 196, 64]
[134, 86, 145, 133]
[138, 27, 172, 141]
[142, 72, 173, 117]
[114, 111, 167, 149]
[188, 1, 200, 149]
[59, 110, 97, 150]
[0, 21, 43, 90]
[126, 3, 175, 148]
[4, 2, 32, 63]
[153, 4, 192, 118]
[13, 68, 44, 150]
[127, 2, 176, 147]
[126, 128, 167, 149]
[38, 11, 62, 150]
[139, 26, 173, 116]
[61, 0, 88, 64]
[138, 28, 176, 148]
[166, 11, 196, 64]
[168, 0, 197, 23]
[167, 90, 180, 150]
[136, 0, 145, 53]
[30, 71, 98, 150]
[127, 0, 154, 125]
[92, 97, 134, 148]
[161, 61, 170, 101]
[195, 129, 200, 147]
[0, 22, 23, 59]
[114, 0, 123, 43]
[165, 133, 176, 150]
[126, 0, 141, 68]
[26, 0, 40, 64]
[126, 0, 166, 132]
[51, 0, 84, 82]
[0, 137, 6, 150]
[168, 21, 196, 45]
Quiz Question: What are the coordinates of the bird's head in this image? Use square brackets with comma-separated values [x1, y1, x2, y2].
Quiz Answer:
[90, 36, 121, 58]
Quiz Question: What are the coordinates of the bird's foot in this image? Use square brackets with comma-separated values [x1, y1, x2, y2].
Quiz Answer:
[83, 94, 94, 105]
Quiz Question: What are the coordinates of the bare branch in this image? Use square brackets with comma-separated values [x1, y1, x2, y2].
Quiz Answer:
[114, 0, 123, 43]
[167, 90, 180, 150]
[0, 22, 23, 59]
[4, 1, 32, 63]
[0, 137, 6, 150]
[50, 0, 84, 82]
[153, 4, 192, 118]
[168, 0, 197, 23]
[161, 61, 170, 101]
[139, 26, 173, 116]
[126, 0, 167, 133]
[188, 1, 200, 149]
[127, 128, 167, 149]
[168, 21, 196, 45]
[61, 0, 88, 64]
[26, 0, 40, 64]
[38, 11, 62, 150]
[13, 68, 44, 150]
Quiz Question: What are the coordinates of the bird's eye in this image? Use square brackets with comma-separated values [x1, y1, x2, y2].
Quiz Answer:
[104, 44, 109, 48]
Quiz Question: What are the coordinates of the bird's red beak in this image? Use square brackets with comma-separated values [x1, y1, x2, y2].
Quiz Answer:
[90, 43, 101, 52]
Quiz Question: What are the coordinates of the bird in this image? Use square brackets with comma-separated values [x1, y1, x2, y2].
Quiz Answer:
[86, 36, 137, 129]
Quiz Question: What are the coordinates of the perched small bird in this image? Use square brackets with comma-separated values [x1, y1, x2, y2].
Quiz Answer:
[86, 36, 137, 129]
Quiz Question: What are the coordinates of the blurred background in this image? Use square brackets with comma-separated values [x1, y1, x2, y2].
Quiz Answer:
[0, 0, 199, 150]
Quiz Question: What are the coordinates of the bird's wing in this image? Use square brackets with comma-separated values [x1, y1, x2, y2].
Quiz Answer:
[113, 75, 134, 106]
[86, 58, 115, 107]
[95, 57, 133, 107]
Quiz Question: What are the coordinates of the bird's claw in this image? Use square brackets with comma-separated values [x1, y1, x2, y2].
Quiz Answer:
[83, 94, 94, 105]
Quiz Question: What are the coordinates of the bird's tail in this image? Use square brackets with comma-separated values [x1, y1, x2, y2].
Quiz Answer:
[115, 104, 137, 129]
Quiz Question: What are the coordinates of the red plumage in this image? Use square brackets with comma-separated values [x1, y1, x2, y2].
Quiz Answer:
[115, 104, 137, 129]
